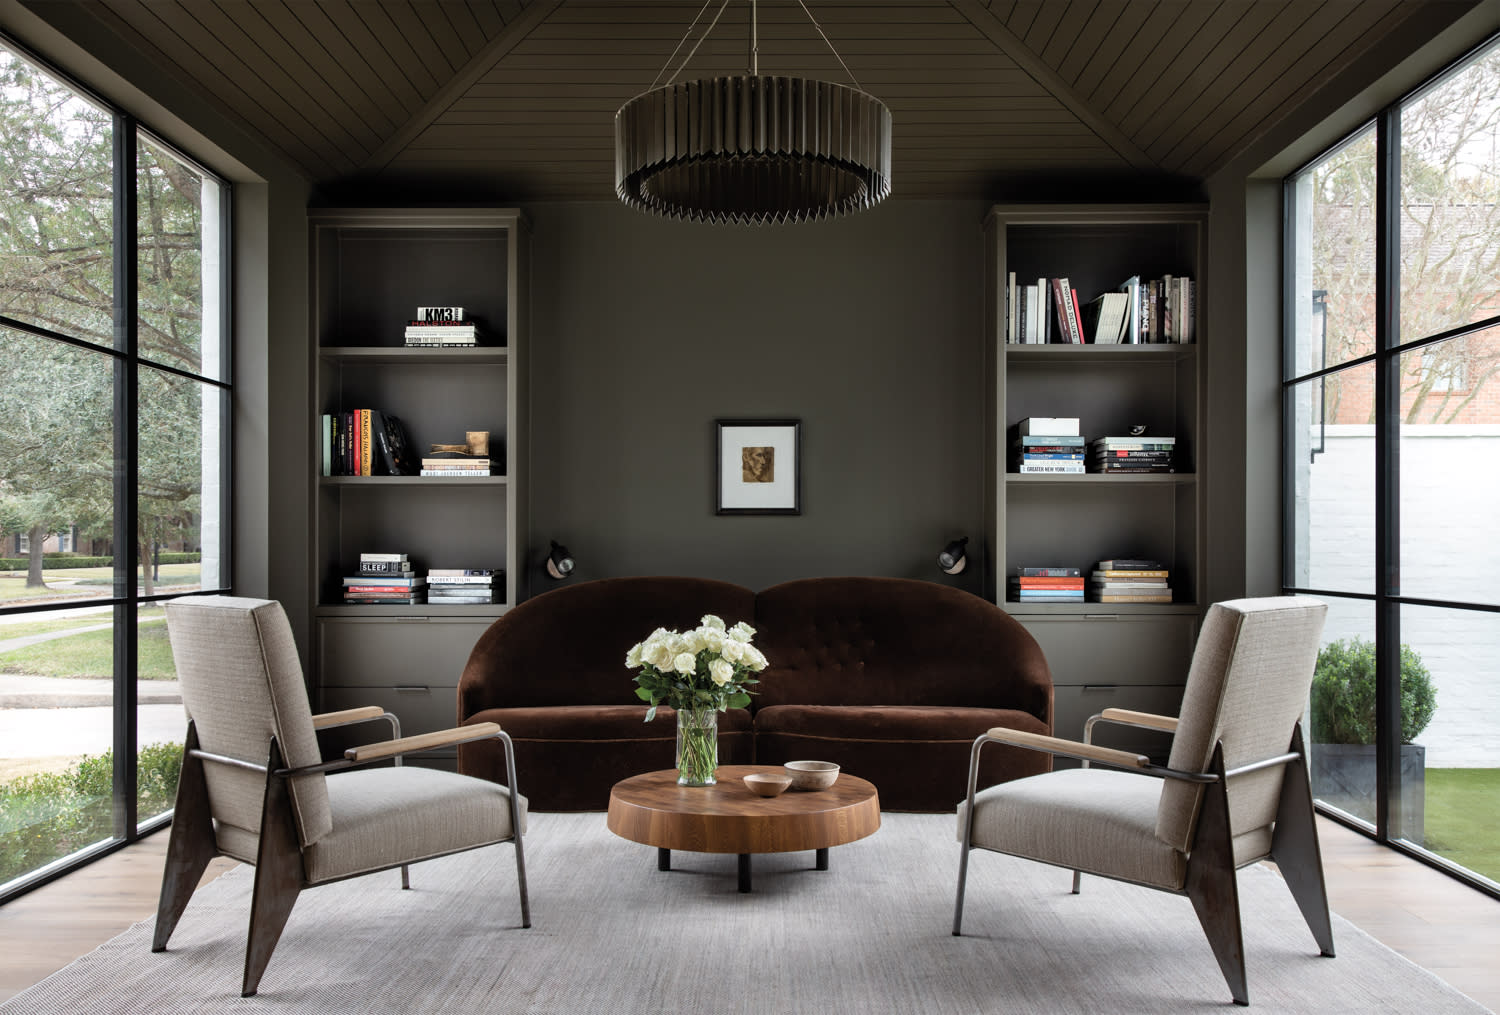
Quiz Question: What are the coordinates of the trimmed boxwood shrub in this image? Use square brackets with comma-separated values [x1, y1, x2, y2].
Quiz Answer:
[0, 552, 200, 571]
[1310, 637, 1436, 745]
[0, 742, 182, 885]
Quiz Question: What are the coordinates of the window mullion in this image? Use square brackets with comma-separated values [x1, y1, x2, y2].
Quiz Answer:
[111, 114, 139, 842]
[1373, 104, 1402, 844]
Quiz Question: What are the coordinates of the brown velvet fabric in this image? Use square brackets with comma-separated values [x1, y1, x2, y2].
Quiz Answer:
[753, 576, 1053, 726]
[459, 706, 754, 811]
[457, 575, 1054, 813]
[754, 704, 1051, 811]
[456, 576, 755, 717]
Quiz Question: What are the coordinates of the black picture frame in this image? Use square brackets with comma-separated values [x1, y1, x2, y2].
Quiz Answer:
[715, 419, 801, 515]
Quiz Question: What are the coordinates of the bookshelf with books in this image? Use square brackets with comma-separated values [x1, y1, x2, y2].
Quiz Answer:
[309, 208, 529, 767]
[982, 205, 1206, 758]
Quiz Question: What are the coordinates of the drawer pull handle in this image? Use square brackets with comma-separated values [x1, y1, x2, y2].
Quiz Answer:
[1084, 614, 1121, 621]
[1082, 685, 1118, 693]
[393, 686, 430, 694]
[394, 617, 430, 623]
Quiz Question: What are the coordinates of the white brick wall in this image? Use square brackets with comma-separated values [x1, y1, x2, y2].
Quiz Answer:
[1295, 426, 1500, 767]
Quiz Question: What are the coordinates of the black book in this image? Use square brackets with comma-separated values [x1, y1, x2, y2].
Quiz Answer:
[378, 414, 417, 476]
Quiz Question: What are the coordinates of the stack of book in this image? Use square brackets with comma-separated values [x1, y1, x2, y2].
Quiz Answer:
[1008, 566, 1084, 602]
[1089, 435, 1176, 474]
[1012, 417, 1084, 474]
[344, 553, 425, 604]
[420, 455, 492, 477]
[320, 410, 415, 476]
[405, 306, 479, 348]
[426, 568, 502, 605]
[1090, 559, 1172, 603]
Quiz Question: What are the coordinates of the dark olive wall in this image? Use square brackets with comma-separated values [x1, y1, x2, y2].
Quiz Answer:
[526, 200, 989, 594]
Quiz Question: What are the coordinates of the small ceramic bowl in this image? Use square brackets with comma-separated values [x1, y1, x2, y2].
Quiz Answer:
[784, 760, 840, 791]
[744, 772, 793, 797]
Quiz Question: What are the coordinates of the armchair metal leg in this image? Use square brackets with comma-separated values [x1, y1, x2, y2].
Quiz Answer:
[953, 734, 985, 936]
[1271, 725, 1335, 957]
[1070, 870, 1081, 895]
[152, 725, 218, 952]
[500, 731, 530, 929]
[242, 740, 307, 998]
[1185, 747, 1249, 1006]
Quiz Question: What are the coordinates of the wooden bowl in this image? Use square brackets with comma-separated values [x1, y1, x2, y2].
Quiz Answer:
[744, 772, 793, 797]
[784, 760, 840, 791]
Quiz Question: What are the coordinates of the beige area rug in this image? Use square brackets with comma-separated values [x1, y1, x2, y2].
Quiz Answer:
[2, 812, 1489, 1014]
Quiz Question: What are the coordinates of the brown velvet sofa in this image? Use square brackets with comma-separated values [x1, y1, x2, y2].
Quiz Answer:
[456, 575, 1053, 811]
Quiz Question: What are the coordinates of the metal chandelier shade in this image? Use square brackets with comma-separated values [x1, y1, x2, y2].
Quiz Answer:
[615, 75, 892, 226]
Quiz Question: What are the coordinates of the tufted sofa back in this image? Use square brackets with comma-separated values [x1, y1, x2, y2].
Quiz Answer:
[751, 576, 1052, 725]
[458, 575, 756, 716]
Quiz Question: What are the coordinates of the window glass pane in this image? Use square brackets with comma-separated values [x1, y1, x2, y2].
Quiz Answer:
[0, 604, 118, 888]
[136, 600, 182, 830]
[1286, 367, 1375, 593]
[1308, 596, 1378, 830]
[1399, 39, 1500, 340]
[1288, 126, 1378, 378]
[139, 366, 222, 594]
[0, 44, 114, 346]
[1400, 327, 1500, 605]
[137, 135, 224, 380]
[1397, 603, 1499, 888]
[0, 327, 116, 614]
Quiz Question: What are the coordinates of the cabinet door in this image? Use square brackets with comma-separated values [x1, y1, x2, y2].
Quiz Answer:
[317, 617, 493, 764]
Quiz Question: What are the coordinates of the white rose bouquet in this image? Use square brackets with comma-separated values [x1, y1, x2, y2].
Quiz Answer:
[626, 614, 767, 722]
[626, 614, 767, 786]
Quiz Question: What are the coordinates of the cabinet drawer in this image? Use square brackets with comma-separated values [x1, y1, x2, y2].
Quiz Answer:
[1052, 684, 1187, 763]
[317, 617, 492, 688]
[1018, 614, 1197, 688]
[319, 684, 459, 737]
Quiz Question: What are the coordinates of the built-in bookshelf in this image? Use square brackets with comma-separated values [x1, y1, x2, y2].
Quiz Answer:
[308, 208, 529, 766]
[983, 205, 1207, 755]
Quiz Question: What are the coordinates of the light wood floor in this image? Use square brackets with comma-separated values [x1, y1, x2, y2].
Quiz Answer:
[1, 817, 1496, 1009]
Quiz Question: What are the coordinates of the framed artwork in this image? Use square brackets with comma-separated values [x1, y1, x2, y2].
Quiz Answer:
[715, 419, 801, 515]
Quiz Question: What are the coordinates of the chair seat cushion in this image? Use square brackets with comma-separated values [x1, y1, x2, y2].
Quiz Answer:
[957, 768, 1185, 890]
[303, 766, 526, 884]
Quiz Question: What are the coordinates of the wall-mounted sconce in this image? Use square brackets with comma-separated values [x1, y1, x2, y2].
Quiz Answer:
[938, 536, 968, 576]
[546, 541, 575, 580]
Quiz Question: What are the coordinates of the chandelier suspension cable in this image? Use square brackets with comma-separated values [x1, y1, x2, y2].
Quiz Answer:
[793, 0, 862, 91]
[654, 0, 733, 90]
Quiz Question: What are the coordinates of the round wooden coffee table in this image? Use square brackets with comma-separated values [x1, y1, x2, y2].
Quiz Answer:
[606, 765, 880, 892]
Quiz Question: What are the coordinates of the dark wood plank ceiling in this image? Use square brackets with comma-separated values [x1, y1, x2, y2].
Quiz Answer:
[27, 0, 1478, 201]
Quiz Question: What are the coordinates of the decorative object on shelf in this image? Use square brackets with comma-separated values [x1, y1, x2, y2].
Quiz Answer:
[625, 614, 768, 786]
[614, 0, 891, 226]
[545, 541, 574, 580]
[938, 537, 969, 575]
[716, 419, 801, 515]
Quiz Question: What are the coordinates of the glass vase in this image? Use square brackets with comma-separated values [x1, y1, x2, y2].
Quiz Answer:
[676, 707, 718, 786]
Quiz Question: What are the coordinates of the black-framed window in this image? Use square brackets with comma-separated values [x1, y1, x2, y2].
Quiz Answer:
[0, 36, 231, 902]
[1283, 33, 1500, 897]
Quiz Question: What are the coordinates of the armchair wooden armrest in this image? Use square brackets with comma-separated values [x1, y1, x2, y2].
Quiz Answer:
[344, 721, 503, 763]
[312, 706, 387, 730]
[1097, 707, 1179, 733]
[985, 727, 1151, 770]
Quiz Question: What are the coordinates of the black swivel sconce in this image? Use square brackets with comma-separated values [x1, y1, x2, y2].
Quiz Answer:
[938, 536, 968, 576]
[546, 541, 575, 580]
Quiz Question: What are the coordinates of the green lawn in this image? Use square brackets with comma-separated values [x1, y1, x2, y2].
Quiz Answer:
[0, 615, 175, 680]
[1422, 768, 1500, 884]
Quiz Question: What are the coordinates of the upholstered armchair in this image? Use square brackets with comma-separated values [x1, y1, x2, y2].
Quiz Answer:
[153, 596, 529, 997]
[953, 597, 1333, 1006]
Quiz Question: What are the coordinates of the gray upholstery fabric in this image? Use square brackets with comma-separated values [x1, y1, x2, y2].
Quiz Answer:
[304, 767, 526, 884]
[959, 769, 1187, 889]
[164, 596, 333, 848]
[1156, 598, 1327, 854]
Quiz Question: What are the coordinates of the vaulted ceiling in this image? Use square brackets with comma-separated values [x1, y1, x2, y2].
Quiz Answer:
[26, 0, 1484, 201]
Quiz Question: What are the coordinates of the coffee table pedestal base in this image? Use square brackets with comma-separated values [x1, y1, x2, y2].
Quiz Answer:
[655, 846, 833, 892]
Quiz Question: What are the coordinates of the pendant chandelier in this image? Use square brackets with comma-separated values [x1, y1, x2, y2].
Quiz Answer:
[615, 0, 892, 226]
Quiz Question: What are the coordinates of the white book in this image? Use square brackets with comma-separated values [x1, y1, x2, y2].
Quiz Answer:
[1017, 463, 1085, 474]
[1017, 417, 1081, 437]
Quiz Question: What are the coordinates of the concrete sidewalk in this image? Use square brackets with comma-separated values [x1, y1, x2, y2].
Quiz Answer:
[0, 675, 181, 709]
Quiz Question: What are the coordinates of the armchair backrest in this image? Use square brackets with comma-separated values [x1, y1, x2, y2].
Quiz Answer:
[164, 596, 332, 849]
[1156, 597, 1327, 854]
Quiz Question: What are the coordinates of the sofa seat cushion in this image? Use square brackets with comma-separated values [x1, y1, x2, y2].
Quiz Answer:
[754, 704, 1044, 741]
[470, 704, 753, 741]
[753, 705, 1050, 812]
[458, 706, 754, 811]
